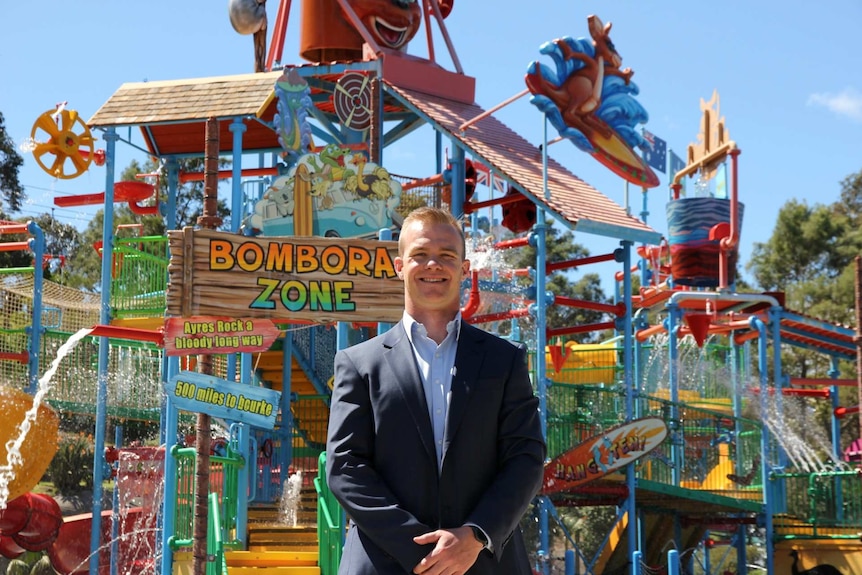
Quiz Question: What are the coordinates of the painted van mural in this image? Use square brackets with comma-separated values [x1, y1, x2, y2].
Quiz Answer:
[246, 145, 402, 239]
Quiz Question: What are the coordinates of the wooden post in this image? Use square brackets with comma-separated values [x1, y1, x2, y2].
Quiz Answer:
[193, 117, 223, 575]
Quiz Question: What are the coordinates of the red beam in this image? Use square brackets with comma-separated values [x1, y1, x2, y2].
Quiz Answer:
[178, 166, 278, 183]
[790, 377, 857, 387]
[0, 241, 30, 252]
[547, 321, 616, 339]
[547, 252, 617, 273]
[467, 308, 531, 325]
[89, 324, 164, 346]
[553, 296, 625, 317]
[749, 386, 831, 398]
[0, 224, 29, 235]
[0, 351, 28, 364]
[494, 237, 530, 250]
[464, 191, 530, 214]
[834, 405, 860, 418]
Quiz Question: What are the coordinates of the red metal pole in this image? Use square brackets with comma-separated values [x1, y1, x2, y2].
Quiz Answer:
[265, 0, 292, 71]
[552, 296, 625, 317]
[546, 252, 617, 273]
[789, 377, 857, 387]
[547, 321, 616, 339]
[494, 237, 530, 250]
[467, 308, 531, 325]
[464, 191, 532, 214]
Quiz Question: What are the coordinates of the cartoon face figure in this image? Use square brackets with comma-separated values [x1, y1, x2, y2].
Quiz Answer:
[346, 0, 422, 50]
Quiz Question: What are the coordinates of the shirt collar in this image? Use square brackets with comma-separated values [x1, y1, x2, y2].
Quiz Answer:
[402, 311, 462, 345]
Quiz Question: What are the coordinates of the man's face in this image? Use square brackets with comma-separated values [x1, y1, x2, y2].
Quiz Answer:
[346, 0, 422, 50]
[395, 220, 469, 316]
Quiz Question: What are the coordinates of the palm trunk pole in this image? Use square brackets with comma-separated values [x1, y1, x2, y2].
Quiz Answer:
[192, 116, 223, 575]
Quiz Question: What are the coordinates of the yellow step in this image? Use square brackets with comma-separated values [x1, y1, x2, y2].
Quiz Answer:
[228, 567, 319, 575]
[225, 550, 318, 567]
[174, 550, 321, 575]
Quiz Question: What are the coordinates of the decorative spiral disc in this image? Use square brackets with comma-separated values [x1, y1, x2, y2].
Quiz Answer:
[334, 73, 373, 131]
[30, 108, 95, 179]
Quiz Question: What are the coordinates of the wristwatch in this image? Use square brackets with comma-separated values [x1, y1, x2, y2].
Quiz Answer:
[470, 526, 489, 549]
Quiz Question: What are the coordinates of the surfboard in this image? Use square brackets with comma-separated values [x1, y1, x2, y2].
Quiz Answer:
[543, 416, 668, 495]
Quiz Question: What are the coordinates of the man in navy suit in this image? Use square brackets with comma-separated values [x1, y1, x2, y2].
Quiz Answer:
[326, 207, 546, 575]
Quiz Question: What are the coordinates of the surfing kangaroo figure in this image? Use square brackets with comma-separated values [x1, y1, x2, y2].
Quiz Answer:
[526, 15, 633, 139]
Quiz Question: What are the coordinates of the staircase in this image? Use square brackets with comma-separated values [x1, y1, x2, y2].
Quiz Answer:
[231, 484, 321, 574]
[255, 350, 329, 450]
[173, 481, 323, 574]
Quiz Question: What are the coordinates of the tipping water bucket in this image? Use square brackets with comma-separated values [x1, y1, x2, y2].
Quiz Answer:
[300, 0, 364, 63]
[666, 197, 744, 287]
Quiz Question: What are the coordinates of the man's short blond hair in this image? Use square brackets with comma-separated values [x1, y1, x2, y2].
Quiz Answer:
[398, 207, 466, 257]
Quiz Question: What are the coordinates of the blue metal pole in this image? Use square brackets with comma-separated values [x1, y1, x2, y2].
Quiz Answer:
[25, 222, 44, 395]
[535, 114, 550, 575]
[667, 301, 681, 486]
[229, 117, 250, 541]
[160, 356, 180, 575]
[750, 316, 774, 575]
[90, 127, 118, 575]
[158, 158, 180, 574]
[667, 549, 679, 575]
[621, 241, 638, 563]
[449, 144, 465, 219]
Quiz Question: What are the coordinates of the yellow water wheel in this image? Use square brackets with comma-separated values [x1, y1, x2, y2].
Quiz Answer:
[31, 108, 95, 179]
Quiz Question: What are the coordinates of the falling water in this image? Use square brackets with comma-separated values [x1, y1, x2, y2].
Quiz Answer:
[745, 389, 844, 473]
[279, 470, 303, 526]
[0, 327, 93, 509]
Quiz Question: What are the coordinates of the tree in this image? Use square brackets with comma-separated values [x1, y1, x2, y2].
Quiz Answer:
[491, 220, 612, 343]
[745, 176, 860, 456]
[63, 157, 231, 290]
[0, 111, 25, 213]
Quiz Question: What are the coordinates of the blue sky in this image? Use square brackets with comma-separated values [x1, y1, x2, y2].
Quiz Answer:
[2, 1, 861, 290]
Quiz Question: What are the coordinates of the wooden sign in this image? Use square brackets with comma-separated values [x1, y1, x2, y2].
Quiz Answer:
[543, 417, 668, 495]
[166, 371, 281, 430]
[163, 316, 280, 356]
[166, 228, 403, 324]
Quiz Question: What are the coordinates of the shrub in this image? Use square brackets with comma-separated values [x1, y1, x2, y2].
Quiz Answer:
[47, 432, 94, 495]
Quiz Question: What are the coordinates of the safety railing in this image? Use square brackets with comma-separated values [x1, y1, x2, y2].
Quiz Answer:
[170, 446, 244, 549]
[771, 469, 862, 536]
[544, 383, 764, 498]
[108, 235, 169, 319]
[315, 451, 343, 575]
[207, 492, 228, 575]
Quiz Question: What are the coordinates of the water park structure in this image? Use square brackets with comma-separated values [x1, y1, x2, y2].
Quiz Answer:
[1, 2, 861, 575]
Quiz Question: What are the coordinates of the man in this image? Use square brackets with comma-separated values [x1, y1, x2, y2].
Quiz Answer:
[326, 207, 546, 575]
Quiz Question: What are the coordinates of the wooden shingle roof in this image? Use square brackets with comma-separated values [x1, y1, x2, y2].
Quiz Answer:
[87, 71, 283, 156]
[385, 83, 661, 244]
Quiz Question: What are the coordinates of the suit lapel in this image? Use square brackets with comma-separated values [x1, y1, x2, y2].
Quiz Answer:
[444, 322, 485, 447]
[382, 323, 436, 462]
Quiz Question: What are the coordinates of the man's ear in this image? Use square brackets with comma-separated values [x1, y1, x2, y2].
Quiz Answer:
[394, 256, 404, 279]
[461, 259, 470, 276]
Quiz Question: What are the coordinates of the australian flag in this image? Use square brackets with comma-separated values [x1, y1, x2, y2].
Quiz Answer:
[642, 129, 667, 174]
[669, 150, 686, 179]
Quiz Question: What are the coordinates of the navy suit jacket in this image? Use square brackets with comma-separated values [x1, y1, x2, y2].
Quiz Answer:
[326, 320, 546, 575]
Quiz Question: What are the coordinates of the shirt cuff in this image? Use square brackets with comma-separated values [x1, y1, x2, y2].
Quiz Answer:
[465, 523, 492, 552]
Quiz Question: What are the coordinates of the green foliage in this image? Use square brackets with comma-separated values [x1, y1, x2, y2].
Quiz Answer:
[496, 219, 611, 342]
[47, 432, 94, 495]
[745, 166, 862, 454]
[0, 111, 25, 213]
